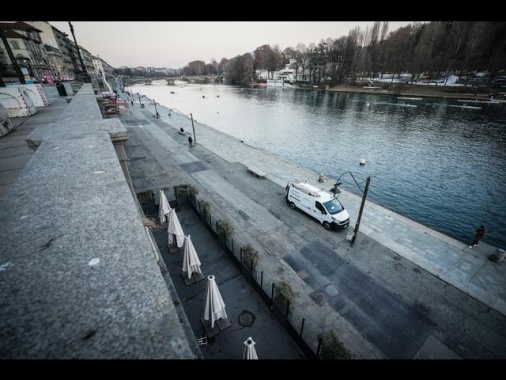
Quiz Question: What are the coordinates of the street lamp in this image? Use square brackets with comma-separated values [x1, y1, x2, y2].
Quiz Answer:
[138, 92, 145, 108]
[331, 172, 371, 244]
[168, 108, 196, 142]
[151, 99, 160, 118]
[68, 21, 91, 83]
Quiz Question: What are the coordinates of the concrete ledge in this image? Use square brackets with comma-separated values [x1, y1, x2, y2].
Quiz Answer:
[0, 84, 194, 359]
[247, 166, 267, 178]
[27, 119, 128, 150]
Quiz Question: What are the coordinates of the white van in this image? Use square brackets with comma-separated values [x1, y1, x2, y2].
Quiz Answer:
[285, 179, 350, 230]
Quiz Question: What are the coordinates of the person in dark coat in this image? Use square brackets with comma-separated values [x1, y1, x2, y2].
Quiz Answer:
[188, 135, 193, 148]
[469, 225, 486, 248]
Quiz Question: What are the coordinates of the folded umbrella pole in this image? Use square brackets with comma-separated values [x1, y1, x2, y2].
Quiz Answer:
[182, 235, 202, 280]
[243, 337, 258, 359]
[203, 275, 227, 329]
[167, 209, 185, 249]
[158, 189, 171, 225]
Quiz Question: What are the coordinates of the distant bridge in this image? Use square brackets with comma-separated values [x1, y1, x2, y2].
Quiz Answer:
[126, 75, 225, 86]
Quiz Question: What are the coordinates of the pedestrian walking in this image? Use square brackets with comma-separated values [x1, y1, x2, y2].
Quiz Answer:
[469, 225, 486, 248]
[188, 135, 193, 148]
[131, 100, 133, 106]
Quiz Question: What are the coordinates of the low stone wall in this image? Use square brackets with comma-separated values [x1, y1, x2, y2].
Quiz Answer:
[0, 84, 195, 359]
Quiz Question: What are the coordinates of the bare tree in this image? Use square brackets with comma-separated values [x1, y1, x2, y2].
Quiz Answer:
[366, 21, 382, 78]
[210, 58, 219, 75]
[252, 44, 285, 79]
[295, 42, 311, 82]
[225, 53, 255, 86]
[188, 60, 206, 76]
[218, 58, 228, 75]
[383, 25, 414, 82]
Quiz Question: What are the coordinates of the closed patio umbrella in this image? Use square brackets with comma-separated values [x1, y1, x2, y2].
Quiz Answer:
[167, 209, 184, 248]
[182, 235, 202, 279]
[243, 337, 258, 359]
[158, 189, 171, 225]
[203, 275, 227, 329]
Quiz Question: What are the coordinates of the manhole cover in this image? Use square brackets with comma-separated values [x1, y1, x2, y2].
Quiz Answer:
[238, 311, 255, 327]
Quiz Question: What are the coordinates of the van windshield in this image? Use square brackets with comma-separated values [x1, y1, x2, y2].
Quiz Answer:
[323, 198, 344, 215]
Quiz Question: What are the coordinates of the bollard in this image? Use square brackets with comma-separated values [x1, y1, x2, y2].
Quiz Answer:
[489, 249, 506, 264]
[319, 174, 325, 183]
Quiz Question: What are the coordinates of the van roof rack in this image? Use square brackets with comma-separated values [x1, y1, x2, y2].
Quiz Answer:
[290, 180, 322, 198]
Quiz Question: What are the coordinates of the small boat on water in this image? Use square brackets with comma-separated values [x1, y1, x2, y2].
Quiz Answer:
[398, 97, 422, 100]
[457, 99, 500, 104]
[393, 102, 417, 107]
[449, 105, 482, 109]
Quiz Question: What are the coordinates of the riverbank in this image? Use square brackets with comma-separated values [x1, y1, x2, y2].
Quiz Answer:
[328, 81, 502, 100]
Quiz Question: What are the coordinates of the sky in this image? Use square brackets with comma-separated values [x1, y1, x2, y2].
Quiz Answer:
[48, 21, 415, 69]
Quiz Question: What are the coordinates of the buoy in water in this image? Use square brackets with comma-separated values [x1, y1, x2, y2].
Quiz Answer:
[359, 159, 366, 165]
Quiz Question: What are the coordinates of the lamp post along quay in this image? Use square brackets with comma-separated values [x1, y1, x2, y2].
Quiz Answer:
[152, 99, 160, 118]
[331, 172, 371, 244]
[138, 93, 145, 108]
[68, 21, 91, 83]
[190, 113, 196, 143]
[351, 176, 371, 244]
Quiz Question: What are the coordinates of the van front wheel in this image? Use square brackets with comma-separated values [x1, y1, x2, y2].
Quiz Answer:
[323, 221, 331, 230]
[289, 202, 296, 210]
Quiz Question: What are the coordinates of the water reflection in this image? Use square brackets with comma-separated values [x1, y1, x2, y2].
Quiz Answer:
[131, 84, 506, 248]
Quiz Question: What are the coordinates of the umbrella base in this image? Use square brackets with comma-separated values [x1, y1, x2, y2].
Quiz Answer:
[201, 317, 231, 338]
[181, 270, 205, 286]
[169, 242, 183, 253]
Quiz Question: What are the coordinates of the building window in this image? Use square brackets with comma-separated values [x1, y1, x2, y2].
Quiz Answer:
[11, 41, 20, 49]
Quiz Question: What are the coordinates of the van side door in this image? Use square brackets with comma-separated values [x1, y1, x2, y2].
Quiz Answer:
[312, 200, 327, 222]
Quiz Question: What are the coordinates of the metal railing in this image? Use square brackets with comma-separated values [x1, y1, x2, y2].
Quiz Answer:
[173, 192, 326, 359]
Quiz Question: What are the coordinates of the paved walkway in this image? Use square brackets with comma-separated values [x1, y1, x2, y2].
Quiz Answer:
[138, 95, 506, 317]
[123, 93, 506, 359]
[2, 84, 505, 359]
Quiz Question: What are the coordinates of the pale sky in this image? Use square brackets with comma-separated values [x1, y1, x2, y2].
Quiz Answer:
[48, 21, 415, 69]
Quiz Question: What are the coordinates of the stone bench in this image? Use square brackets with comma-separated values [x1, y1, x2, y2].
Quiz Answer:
[247, 166, 267, 178]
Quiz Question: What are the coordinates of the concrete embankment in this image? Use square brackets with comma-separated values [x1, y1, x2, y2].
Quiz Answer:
[0, 84, 196, 359]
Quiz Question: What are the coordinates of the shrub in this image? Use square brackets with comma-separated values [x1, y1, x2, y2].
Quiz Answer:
[273, 279, 298, 311]
[317, 330, 355, 360]
[187, 184, 199, 197]
[216, 219, 235, 240]
[241, 244, 259, 270]
[174, 184, 199, 198]
[201, 200, 211, 216]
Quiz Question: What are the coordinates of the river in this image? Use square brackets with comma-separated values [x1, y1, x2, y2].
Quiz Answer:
[128, 83, 506, 249]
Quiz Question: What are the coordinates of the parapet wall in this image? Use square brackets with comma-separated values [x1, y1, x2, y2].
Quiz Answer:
[0, 84, 195, 359]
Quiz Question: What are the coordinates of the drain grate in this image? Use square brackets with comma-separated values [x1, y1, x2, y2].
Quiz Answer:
[238, 311, 255, 327]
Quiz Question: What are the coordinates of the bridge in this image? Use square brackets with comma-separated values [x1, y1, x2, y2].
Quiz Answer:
[126, 75, 225, 86]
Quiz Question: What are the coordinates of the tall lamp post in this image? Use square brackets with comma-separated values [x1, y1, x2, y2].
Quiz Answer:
[169, 108, 197, 143]
[68, 21, 91, 83]
[332, 172, 371, 244]
[351, 176, 371, 244]
[138, 93, 145, 107]
[190, 113, 196, 143]
[152, 99, 160, 118]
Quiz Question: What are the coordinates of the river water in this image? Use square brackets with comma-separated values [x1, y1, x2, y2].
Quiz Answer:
[129, 83, 506, 249]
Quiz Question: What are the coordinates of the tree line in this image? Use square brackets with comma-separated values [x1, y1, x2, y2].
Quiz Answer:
[117, 22, 506, 87]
